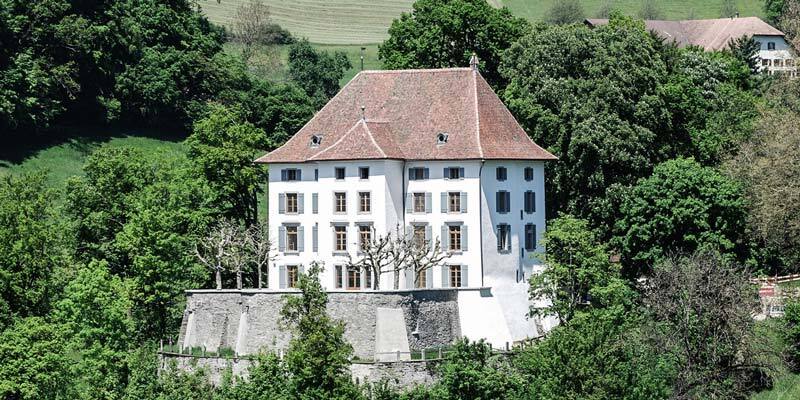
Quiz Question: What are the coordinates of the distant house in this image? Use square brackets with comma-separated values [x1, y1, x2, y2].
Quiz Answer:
[585, 17, 797, 77]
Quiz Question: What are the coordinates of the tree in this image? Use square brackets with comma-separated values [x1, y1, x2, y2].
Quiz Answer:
[764, 0, 786, 24]
[187, 103, 269, 225]
[280, 263, 362, 399]
[407, 237, 449, 288]
[194, 220, 237, 290]
[232, 0, 273, 63]
[638, 0, 664, 19]
[246, 221, 274, 289]
[727, 35, 761, 74]
[644, 252, 770, 399]
[530, 215, 632, 324]
[720, 0, 737, 17]
[546, 0, 585, 25]
[379, 0, 529, 89]
[287, 39, 351, 107]
[347, 228, 394, 290]
[430, 339, 524, 399]
[0, 317, 74, 400]
[614, 158, 749, 276]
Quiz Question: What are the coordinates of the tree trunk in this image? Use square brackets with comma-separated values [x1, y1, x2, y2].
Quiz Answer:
[373, 269, 380, 290]
[394, 268, 400, 290]
[258, 265, 262, 289]
[215, 268, 222, 290]
[236, 270, 242, 290]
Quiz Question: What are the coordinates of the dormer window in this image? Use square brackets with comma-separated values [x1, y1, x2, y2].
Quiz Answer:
[436, 132, 449, 145]
[310, 134, 323, 147]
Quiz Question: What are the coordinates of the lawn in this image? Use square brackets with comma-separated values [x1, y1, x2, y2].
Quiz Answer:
[752, 373, 800, 400]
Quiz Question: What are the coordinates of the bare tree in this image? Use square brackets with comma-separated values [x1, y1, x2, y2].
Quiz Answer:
[407, 237, 450, 289]
[347, 226, 411, 290]
[388, 226, 412, 290]
[225, 224, 251, 290]
[246, 221, 274, 289]
[232, 0, 272, 63]
[195, 220, 237, 290]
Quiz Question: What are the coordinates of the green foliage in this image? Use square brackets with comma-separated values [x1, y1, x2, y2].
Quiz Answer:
[614, 158, 749, 275]
[434, 339, 522, 400]
[545, 0, 586, 25]
[530, 214, 631, 323]
[281, 263, 362, 400]
[0, 317, 74, 400]
[379, 0, 529, 88]
[214, 353, 290, 400]
[764, 0, 786, 24]
[124, 348, 215, 400]
[187, 104, 269, 224]
[785, 301, 800, 372]
[288, 39, 351, 107]
[0, 172, 66, 329]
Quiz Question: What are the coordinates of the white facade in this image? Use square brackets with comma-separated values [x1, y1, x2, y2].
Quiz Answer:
[755, 35, 797, 77]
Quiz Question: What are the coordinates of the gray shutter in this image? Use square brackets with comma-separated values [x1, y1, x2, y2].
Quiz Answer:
[298, 193, 304, 214]
[533, 192, 536, 213]
[278, 226, 286, 252]
[426, 268, 433, 288]
[443, 167, 450, 179]
[425, 225, 432, 249]
[423, 168, 429, 179]
[281, 169, 287, 181]
[297, 170, 302, 181]
[441, 192, 447, 213]
[461, 192, 468, 213]
[312, 193, 318, 214]
[495, 192, 501, 213]
[278, 194, 286, 214]
[425, 193, 432, 213]
[496, 226, 502, 251]
[459, 167, 465, 178]
[279, 266, 287, 288]
[406, 269, 413, 289]
[461, 225, 468, 252]
[405, 225, 413, 238]
[298, 226, 305, 252]
[333, 266, 339, 288]
[441, 225, 449, 250]
[406, 193, 413, 213]
[442, 266, 450, 288]
[505, 193, 511, 213]
[312, 225, 318, 252]
[408, 169, 413, 180]
[461, 265, 468, 287]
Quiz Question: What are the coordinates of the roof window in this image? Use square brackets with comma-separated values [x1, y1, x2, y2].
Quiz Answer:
[436, 132, 449, 145]
[310, 134, 323, 147]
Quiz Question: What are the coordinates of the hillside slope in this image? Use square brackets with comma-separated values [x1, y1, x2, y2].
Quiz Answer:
[199, 0, 764, 44]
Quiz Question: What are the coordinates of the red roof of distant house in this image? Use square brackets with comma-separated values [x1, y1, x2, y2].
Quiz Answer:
[585, 17, 786, 51]
[256, 68, 556, 163]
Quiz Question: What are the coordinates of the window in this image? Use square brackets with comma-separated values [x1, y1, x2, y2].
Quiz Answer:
[449, 265, 462, 288]
[359, 225, 372, 250]
[524, 167, 534, 182]
[347, 267, 361, 290]
[436, 132, 449, 144]
[334, 226, 347, 252]
[524, 191, 535, 214]
[448, 225, 462, 251]
[285, 193, 298, 214]
[762, 58, 769, 66]
[310, 134, 323, 147]
[286, 226, 298, 252]
[281, 169, 300, 181]
[416, 269, 427, 288]
[413, 192, 426, 213]
[335, 265, 343, 289]
[334, 192, 347, 213]
[496, 167, 507, 181]
[496, 191, 510, 213]
[525, 224, 536, 251]
[497, 224, 511, 252]
[359, 167, 369, 180]
[359, 192, 371, 213]
[335, 167, 345, 180]
[448, 192, 461, 213]
[768, 42, 776, 50]
[314, 169, 319, 181]
[444, 167, 463, 180]
[409, 167, 428, 180]
[287, 265, 299, 288]
[413, 225, 426, 248]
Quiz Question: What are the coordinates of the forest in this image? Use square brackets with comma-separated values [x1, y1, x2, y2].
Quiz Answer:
[1, 0, 800, 399]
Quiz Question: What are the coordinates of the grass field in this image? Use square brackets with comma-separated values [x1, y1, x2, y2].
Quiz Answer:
[752, 373, 800, 400]
[199, 0, 765, 45]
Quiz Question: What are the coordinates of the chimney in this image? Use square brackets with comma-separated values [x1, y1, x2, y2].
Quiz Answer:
[360, 105, 366, 121]
[735, 12, 739, 18]
[469, 52, 479, 71]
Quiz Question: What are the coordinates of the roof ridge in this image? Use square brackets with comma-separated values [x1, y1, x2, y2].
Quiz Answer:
[359, 68, 472, 74]
[308, 120, 363, 161]
[362, 120, 387, 158]
[472, 70, 484, 159]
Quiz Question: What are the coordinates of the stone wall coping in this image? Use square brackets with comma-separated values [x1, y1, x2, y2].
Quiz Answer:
[185, 287, 493, 295]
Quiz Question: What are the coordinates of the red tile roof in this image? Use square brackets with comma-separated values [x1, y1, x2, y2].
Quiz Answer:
[585, 17, 786, 51]
[256, 68, 556, 163]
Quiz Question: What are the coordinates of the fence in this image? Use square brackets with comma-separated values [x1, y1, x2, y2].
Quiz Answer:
[751, 273, 800, 285]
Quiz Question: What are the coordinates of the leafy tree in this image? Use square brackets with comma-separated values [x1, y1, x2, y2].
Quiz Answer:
[0, 172, 66, 329]
[783, 301, 800, 371]
[187, 103, 269, 225]
[545, 0, 585, 25]
[614, 158, 749, 276]
[280, 263, 362, 399]
[638, 0, 664, 19]
[434, 339, 523, 400]
[727, 35, 762, 75]
[288, 39, 351, 107]
[530, 215, 632, 323]
[379, 0, 529, 88]
[52, 260, 135, 399]
[0, 317, 74, 400]
[764, 0, 786, 24]
[215, 353, 290, 400]
[124, 348, 215, 400]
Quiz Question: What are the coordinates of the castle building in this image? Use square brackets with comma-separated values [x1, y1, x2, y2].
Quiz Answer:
[254, 63, 557, 348]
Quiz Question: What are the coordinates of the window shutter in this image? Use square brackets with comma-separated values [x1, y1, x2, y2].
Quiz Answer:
[496, 226, 502, 251]
[459, 167, 465, 178]
[298, 193, 305, 214]
[279, 266, 287, 289]
[533, 192, 536, 213]
[278, 194, 286, 214]
[312, 225, 318, 252]
[281, 169, 287, 181]
[406, 193, 413, 213]
[405, 225, 413, 238]
[442, 266, 450, 288]
[426, 268, 433, 288]
[425, 225, 432, 249]
[532, 224, 537, 250]
[333, 266, 340, 288]
[425, 192, 432, 213]
[461, 192, 467, 213]
[297, 170, 302, 181]
[408, 169, 414, 181]
[441, 192, 447, 213]
[423, 168, 429, 179]
[495, 192, 501, 213]
[441, 225, 448, 250]
[443, 167, 450, 179]
[507, 228, 512, 252]
[461, 265, 468, 287]
[505, 193, 511, 213]
[278, 226, 286, 252]
[461, 225, 468, 251]
[298, 226, 305, 252]
[299, 264, 305, 275]
[312, 193, 318, 214]
[406, 269, 413, 289]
